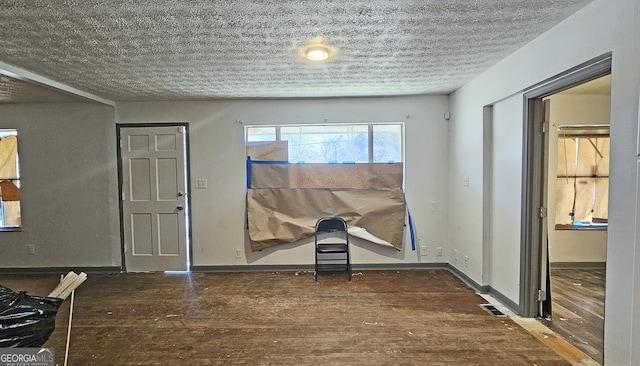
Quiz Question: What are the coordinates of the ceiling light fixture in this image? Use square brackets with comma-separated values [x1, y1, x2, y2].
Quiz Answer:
[306, 47, 329, 61]
[301, 39, 335, 62]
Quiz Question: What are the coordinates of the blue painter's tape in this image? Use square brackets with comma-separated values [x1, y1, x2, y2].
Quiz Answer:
[249, 160, 290, 164]
[247, 158, 289, 188]
[404, 193, 416, 251]
[246, 156, 252, 189]
[408, 210, 416, 251]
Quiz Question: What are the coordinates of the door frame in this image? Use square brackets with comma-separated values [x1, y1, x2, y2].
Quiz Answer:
[520, 53, 611, 317]
[116, 123, 193, 272]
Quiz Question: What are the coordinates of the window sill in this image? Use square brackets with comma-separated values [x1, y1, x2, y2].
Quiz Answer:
[555, 223, 607, 231]
[0, 227, 23, 232]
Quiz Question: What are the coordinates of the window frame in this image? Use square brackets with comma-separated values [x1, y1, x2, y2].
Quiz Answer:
[0, 128, 22, 231]
[554, 125, 609, 231]
[245, 122, 404, 163]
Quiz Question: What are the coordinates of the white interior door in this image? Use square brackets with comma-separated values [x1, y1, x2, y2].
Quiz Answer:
[121, 126, 188, 272]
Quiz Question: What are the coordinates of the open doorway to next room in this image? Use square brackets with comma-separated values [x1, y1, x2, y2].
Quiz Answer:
[539, 74, 610, 364]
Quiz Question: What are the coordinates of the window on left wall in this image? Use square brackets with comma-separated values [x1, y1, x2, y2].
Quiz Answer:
[0, 129, 21, 230]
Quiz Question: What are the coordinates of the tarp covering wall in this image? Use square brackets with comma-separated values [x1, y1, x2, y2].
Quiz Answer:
[247, 187, 405, 251]
[246, 158, 406, 252]
[247, 141, 288, 161]
[0, 135, 20, 227]
[0, 136, 18, 179]
[249, 162, 403, 190]
[0, 180, 21, 227]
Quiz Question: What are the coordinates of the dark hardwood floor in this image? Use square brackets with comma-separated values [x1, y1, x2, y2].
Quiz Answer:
[1, 270, 572, 365]
[540, 268, 605, 364]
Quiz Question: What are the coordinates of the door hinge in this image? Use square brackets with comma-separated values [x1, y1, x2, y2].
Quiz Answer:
[121, 190, 125, 201]
[537, 289, 546, 302]
[539, 207, 547, 218]
[542, 122, 549, 133]
[119, 139, 123, 148]
[179, 126, 185, 133]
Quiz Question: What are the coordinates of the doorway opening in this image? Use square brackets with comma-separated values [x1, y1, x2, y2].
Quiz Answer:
[541, 76, 610, 363]
[521, 55, 610, 364]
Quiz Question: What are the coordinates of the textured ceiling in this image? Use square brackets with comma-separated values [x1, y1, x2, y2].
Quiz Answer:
[0, 0, 595, 103]
[0, 75, 89, 103]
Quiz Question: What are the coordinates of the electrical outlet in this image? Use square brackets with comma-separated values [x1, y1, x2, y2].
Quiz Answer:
[236, 249, 242, 259]
[464, 256, 469, 267]
[27, 244, 35, 255]
[454, 249, 459, 261]
[420, 246, 428, 256]
[436, 247, 442, 257]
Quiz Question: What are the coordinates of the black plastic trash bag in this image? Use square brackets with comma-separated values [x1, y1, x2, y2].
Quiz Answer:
[0, 285, 62, 348]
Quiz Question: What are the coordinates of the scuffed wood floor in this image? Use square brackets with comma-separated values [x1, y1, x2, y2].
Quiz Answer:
[0, 270, 571, 365]
[540, 268, 605, 364]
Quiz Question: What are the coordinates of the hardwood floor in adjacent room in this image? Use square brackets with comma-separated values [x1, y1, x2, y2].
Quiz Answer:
[540, 268, 605, 364]
[1, 270, 573, 365]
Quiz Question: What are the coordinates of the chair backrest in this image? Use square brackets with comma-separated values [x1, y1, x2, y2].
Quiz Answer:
[315, 216, 348, 234]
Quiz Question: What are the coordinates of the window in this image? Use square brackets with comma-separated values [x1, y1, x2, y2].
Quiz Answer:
[246, 123, 403, 163]
[0, 129, 21, 230]
[373, 125, 402, 163]
[244, 123, 406, 252]
[555, 125, 609, 229]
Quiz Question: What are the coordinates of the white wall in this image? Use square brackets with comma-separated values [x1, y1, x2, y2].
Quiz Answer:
[0, 96, 449, 269]
[488, 95, 524, 302]
[116, 95, 450, 267]
[0, 102, 120, 268]
[449, 0, 639, 364]
[546, 94, 609, 264]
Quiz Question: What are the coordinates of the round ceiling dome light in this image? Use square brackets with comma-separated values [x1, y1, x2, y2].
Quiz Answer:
[306, 47, 329, 61]
[301, 40, 335, 62]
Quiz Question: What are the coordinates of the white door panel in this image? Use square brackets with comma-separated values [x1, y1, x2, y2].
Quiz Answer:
[121, 126, 188, 272]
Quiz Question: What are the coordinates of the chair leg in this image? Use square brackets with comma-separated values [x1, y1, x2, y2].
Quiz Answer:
[315, 262, 318, 282]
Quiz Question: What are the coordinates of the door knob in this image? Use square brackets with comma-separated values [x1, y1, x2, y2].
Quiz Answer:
[177, 191, 184, 197]
[177, 205, 184, 211]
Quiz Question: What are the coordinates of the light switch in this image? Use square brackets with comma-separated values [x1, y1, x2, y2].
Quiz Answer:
[195, 179, 208, 189]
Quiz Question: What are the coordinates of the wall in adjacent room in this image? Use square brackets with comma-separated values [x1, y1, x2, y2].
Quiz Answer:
[546, 93, 610, 264]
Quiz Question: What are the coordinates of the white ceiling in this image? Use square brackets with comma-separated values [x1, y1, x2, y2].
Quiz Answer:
[0, 74, 89, 103]
[0, 0, 595, 103]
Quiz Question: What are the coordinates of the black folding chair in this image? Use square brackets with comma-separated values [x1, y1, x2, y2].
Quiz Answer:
[314, 217, 351, 281]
